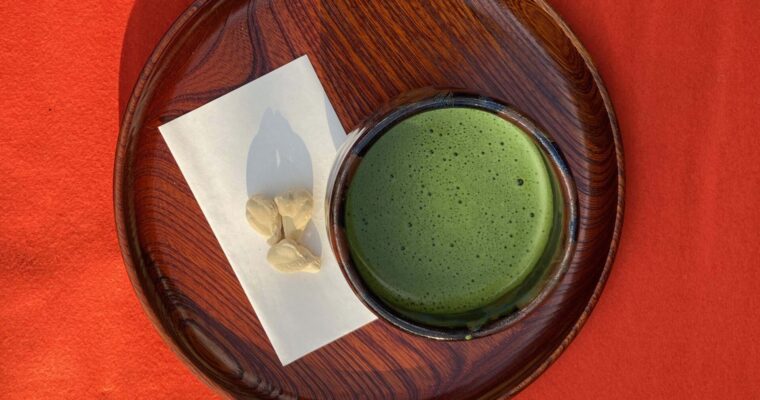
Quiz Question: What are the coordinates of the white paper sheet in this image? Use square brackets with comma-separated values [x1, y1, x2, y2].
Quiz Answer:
[159, 55, 376, 365]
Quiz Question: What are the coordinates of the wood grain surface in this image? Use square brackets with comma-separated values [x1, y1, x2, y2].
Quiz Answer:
[115, 0, 624, 398]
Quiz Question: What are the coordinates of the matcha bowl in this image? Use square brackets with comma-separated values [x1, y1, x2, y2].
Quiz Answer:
[327, 88, 578, 340]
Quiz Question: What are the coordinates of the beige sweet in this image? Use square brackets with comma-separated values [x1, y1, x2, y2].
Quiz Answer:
[266, 239, 321, 273]
[274, 189, 313, 241]
[245, 195, 283, 245]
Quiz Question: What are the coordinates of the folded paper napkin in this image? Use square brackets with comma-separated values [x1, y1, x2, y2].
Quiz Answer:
[159, 55, 376, 365]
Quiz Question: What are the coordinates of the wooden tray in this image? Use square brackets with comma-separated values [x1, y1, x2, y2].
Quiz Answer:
[115, 0, 624, 398]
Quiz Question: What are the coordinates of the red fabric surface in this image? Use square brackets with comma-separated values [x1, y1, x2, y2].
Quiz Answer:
[1, 0, 759, 398]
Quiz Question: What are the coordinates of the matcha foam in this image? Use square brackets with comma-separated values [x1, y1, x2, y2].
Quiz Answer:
[345, 107, 554, 317]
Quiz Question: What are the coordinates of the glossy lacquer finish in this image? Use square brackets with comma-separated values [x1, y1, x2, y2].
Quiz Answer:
[115, 0, 624, 398]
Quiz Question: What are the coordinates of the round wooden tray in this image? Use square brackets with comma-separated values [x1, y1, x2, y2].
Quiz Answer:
[115, 0, 624, 398]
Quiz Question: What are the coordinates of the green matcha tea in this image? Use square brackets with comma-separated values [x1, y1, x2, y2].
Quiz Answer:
[344, 107, 556, 326]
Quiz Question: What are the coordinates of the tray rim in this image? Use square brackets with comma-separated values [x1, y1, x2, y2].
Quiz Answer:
[114, 0, 625, 398]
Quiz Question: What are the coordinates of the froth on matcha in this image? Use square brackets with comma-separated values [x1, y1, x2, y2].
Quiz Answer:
[345, 107, 555, 326]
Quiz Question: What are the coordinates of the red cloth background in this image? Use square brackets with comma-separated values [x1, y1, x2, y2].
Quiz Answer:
[1, 0, 759, 398]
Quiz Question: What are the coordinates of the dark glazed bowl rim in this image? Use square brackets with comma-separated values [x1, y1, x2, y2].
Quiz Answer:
[327, 88, 578, 340]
